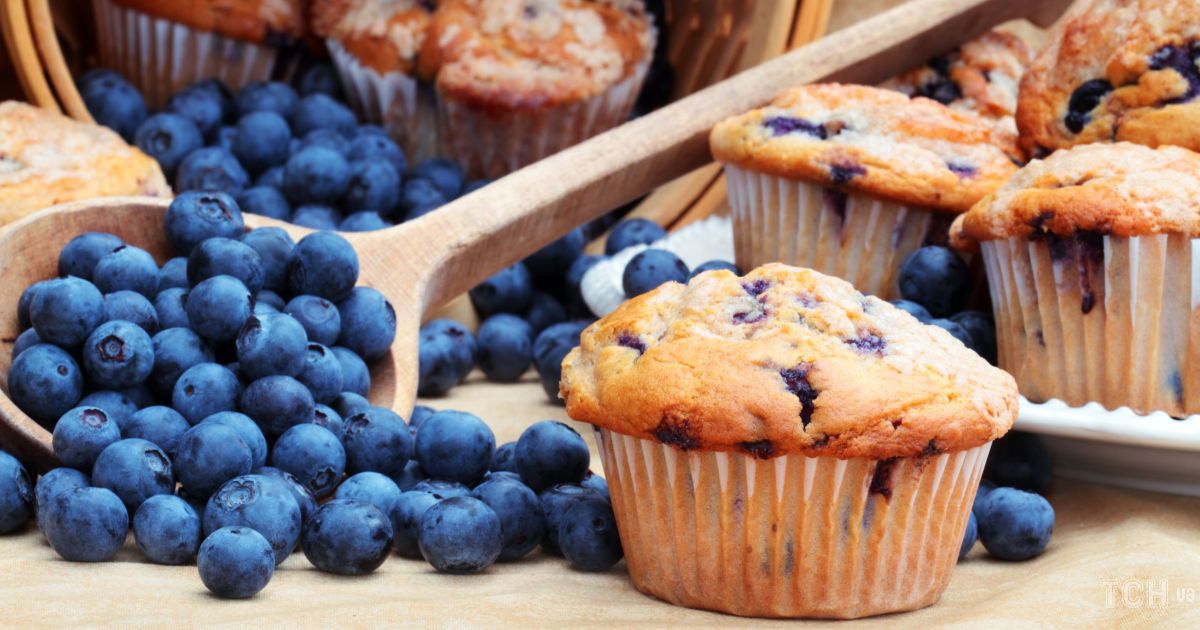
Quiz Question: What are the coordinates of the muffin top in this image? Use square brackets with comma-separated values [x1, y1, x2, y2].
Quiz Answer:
[882, 28, 1032, 148]
[953, 142, 1200, 244]
[0, 102, 170, 225]
[112, 0, 306, 42]
[1016, 0, 1200, 156]
[710, 84, 1022, 213]
[417, 0, 656, 110]
[560, 264, 1018, 459]
[312, 0, 435, 75]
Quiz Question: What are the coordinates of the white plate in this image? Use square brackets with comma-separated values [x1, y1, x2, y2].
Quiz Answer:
[1015, 398, 1200, 497]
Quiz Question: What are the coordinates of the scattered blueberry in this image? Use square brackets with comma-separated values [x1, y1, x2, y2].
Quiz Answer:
[538, 483, 602, 554]
[284, 295, 341, 346]
[235, 81, 299, 119]
[342, 407, 411, 477]
[417, 319, 477, 397]
[390, 490, 441, 558]
[558, 498, 623, 571]
[124, 406, 190, 457]
[418, 496, 503, 574]
[174, 422, 253, 497]
[9, 344, 84, 426]
[688, 259, 739, 280]
[164, 192, 245, 257]
[890, 299, 932, 322]
[186, 275, 253, 342]
[150, 327, 213, 395]
[0, 450, 33, 534]
[30, 276, 105, 347]
[236, 186, 292, 221]
[332, 346, 371, 397]
[606, 219, 666, 255]
[270, 424, 345, 498]
[240, 375, 316, 438]
[198, 526, 275, 598]
[532, 321, 589, 402]
[187, 237, 265, 294]
[622, 249, 689, 298]
[959, 511, 978, 560]
[490, 442, 518, 474]
[204, 474, 302, 565]
[166, 84, 227, 139]
[104, 290, 159, 334]
[415, 410, 495, 485]
[135, 113, 203, 178]
[412, 158, 464, 199]
[235, 313, 307, 380]
[525, 229, 585, 277]
[133, 494, 202, 565]
[172, 363, 242, 424]
[77, 389, 139, 430]
[93, 245, 158, 298]
[336, 471, 402, 516]
[82, 320, 155, 389]
[238, 227, 294, 292]
[43, 487, 129, 562]
[201, 411, 269, 469]
[476, 315, 534, 383]
[33, 467, 89, 535]
[175, 147, 250, 194]
[302, 499, 393, 575]
[292, 93, 357, 139]
[51, 407, 120, 472]
[898, 246, 971, 317]
[91, 438, 174, 512]
[524, 291, 567, 335]
[515, 421, 590, 492]
[288, 232, 359, 302]
[976, 488, 1054, 561]
[471, 476, 545, 561]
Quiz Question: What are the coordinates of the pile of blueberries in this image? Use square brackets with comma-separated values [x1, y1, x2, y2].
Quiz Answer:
[959, 432, 1056, 562]
[79, 66, 487, 232]
[418, 217, 738, 401]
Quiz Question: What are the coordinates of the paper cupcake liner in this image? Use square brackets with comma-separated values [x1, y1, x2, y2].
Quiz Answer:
[981, 234, 1200, 417]
[594, 428, 988, 619]
[92, 0, 288, 110]
[725, 166, 956, 300]
[665, 0, 758, 98]
[436, 55, 652, 180]
[325, 40, 441, 164]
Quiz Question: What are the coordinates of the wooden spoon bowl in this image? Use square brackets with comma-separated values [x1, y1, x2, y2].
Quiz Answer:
[0, 0, 1073, 472]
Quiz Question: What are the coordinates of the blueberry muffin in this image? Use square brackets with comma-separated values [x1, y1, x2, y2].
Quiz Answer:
[560, 263, 1017, 618]
[953, 141, 1200, 417]
[419, 0, 657, 178]
[711, 84, 1020, 299]
[0, 101, 170, 225]
[883, 28, 1032, 150]
[312, 0, 438, 161]
[92, 0, 307, 107]
[1016, 0, 1200, 156]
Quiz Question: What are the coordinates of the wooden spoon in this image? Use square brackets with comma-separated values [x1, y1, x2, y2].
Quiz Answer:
[0, 0, 1073, 472]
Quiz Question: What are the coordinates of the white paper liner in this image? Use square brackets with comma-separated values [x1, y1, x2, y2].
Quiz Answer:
[581, 215, 734, 317]
[436, 54, 652, 180]
[594, 428, 989, 619]
[981, 234, 1198, 417]
[325, 40, 441, 164]
[92, 0, 285, 110]
[725, 166, 957, 300]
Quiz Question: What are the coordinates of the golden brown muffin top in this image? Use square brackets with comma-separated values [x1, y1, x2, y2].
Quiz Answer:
[710, 84, 1022, 214]
[311, 0, 435, 75]
[113, 0, 306, 42]
[953, 142, 1200, 245]
[0, 102, 170, 225]
[560, 264, 1018, 459]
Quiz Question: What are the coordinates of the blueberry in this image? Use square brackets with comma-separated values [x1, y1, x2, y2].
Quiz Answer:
[410, 478, 471, 500]
[33, 467, 88, 535]
[174, 423, 253, 497]
[951, 310, 998, 364]
[281, 295, 340, 346]
[235, 313, 308, 380]
[166, 85, 227, 139]
[973, 480, 996, 519]
[343, 160, 401, 214]
[92, 438, 174, 512]
[525, 228, 584, 277]
[388, 490, 440, 558]
[524, 291, 567, 335]
[394, 460, 428, 491]
[150, 327, 213, 395]
[890, 299, 932, 322]
[606, 219, 666, 255]
[418, 496, 502, 573]
[580, 471, 609, 498]
[976, 488, 1054, 561]
[1064, 79, 1113, 134]
[132, 494, 201, 565]
[302, 499, 393, 575]
[336, 287, 395, 361]
[123, 406, 190, 457]
[164, 191, 246, 256]
[532, 321, 588, 402]
[290, 205, 341, 229]
[236, 186, 292, 221]
[254, 466, 317, 523]
[311, 404, 345, 440]
[187, 275, 253, 342]
[538, 483, 602, 554]
[335, 472, 402, 515]
[156, 257, 189, 293]
[688, 259, 740, 280]
[176, 147, 250, 194]
[332, 392, 371, 420]
[212, 125, 239, 152]
[239, 375, 315, 437]
[399, 177, 447, 219]
[292, 94, 357, 138]
[256, 165, 286, 189]
[238, 227, 294, 292]
[412, 158, 465, 199]
[152, 289, 189, 330]
[93, 245, 158, 298]
[256, 290, 286, 313]
[471, 476, 545, 561]
[77, 68, 128, 95]
[347, 132, 407, 177]
[201, 411, 269, 469]
[287, 231, 359, 302]
[476, 315, 534, 382]
[187, 237, 265, 293]
[133, 112, 203, 178]
[271, 424, 346, 498]
[230, 111, 292, 174]
[984, 432, 1054, 494]
[897, 246, 971, 317]
[58, 232, 124, 280]
[172, 362, 242, 424]
[82, 78, 147, 142]
[415, 410, 495, 485]
[558, 497, 622, 571]
[235, 81, 299, 119]
[332, 346, 371, 396]
[9, 344, 84, 426]
[11, 328, 40, 360]
[296, 344, 344, 404]
[30, 276, 105, 347]
[490, 442, 518, 474]
[342, 407, 411, 477]
[298, 64, 342, 98]
[77, 390, 139, 429]
[82, 320, 155, 388]
[17, 279, 51, 330]
[0, 450, 33, 534]
[470, 263, 533, 317]
[564, 254, 606, 316]
[301, 128, 352, 157]
[959, 511, 978, 560]
[515, 420, 589, 492]
[104, 290, 158, 334]
[43, 487, 129, 562]
[622, 249, 689, 297]
[204, 474, 303, 565]
[198, 526, 275, 598]
[339, 211, 391, 232]
[417, 319, 477, 397]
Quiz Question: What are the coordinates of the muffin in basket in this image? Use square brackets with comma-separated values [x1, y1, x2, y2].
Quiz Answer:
[0, 101, 170, 225]
[711, 84, 1020, 299]
[419, 0, 657, 179]
[560, 263, 1017, 618]
[1016, 0, 1200, 156]
[91, 0, 307, 108]
[952, 142, 1200, 418]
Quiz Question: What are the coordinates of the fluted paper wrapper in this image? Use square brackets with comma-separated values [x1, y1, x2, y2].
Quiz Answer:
[725, 166, 957, 299]
[326, 40, 440, 164]
[981, 234, 1200, 417]
[92, 0, 285, 110]
[595, 428, 989, 619]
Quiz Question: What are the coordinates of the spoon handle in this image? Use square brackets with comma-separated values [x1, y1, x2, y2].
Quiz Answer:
[358, 0, 1071, 312]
